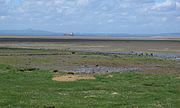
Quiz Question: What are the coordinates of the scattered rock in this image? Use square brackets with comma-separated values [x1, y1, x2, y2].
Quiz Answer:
[139, 53, 143, 56]
[150, 53, 154, 56]
[69, 66, 139, 74]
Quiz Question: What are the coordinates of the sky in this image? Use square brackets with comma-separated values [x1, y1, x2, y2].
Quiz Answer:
[0, 0, 180, 34]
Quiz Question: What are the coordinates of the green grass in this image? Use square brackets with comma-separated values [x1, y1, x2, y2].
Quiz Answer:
[0, 65, 179, 108]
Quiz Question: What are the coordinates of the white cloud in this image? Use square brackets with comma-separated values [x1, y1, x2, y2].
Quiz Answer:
[0, 16, 6, 20]
[76, 0, 89, 6]
[152, 0, 176, 11]
[176, 2, 180, 9]
[162, 17, 168, 21]
[107, 19, 114, 23]
[177, 16, 180, 20]
[0, 15, 8, 21]
[15, 0, 90, 14]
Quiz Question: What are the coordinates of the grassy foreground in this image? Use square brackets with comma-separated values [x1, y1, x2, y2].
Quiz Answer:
[0, 65, 179, 108]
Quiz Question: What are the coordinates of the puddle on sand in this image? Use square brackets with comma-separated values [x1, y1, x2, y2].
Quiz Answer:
[176, 58, 180, 61]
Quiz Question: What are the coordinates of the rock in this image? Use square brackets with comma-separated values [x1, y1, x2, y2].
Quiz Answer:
[72, 52, 76, 54]
[67, 72, 75, 75]
[53, 70, 58, 73]
[150, 53, 154, 56]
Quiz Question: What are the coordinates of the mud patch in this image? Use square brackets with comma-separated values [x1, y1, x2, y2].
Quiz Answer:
[52, 74, 95, 82]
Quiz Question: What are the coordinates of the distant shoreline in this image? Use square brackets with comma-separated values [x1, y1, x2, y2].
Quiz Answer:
[0, 36, 180, 41]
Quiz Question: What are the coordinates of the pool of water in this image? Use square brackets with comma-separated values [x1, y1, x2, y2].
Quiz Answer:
[176, 58, 180, 61]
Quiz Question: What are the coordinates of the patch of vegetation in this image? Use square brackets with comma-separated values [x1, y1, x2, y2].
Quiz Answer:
[0, 65, 179, 108]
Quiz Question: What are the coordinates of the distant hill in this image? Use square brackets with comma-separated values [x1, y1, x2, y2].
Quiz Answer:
[73, 33, 180, 37]
[0, 29, 63, 36]
[75, 33, 132, 37]
[0, 29, 180, 37]
[153, 33, 180, 37]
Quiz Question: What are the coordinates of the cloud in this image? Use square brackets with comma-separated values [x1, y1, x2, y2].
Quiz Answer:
[107, 19, 114, 23]
[151, 0, 176, 11]
[76, 0, 89, 6]
[0, 0, 180, 33]
[0, 16, 7, 20]
[0, 0, 10, 15]
[176, 1, 180, 9]
[11, 0, 92, 22]
[17, 0, 90, 13]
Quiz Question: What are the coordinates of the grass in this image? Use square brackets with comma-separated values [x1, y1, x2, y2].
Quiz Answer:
[0, 65, 179, 108]
[0, 47, 179, 107]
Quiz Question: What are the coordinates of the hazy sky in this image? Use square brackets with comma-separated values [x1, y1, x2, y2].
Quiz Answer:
[0, 0, 180, 33]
